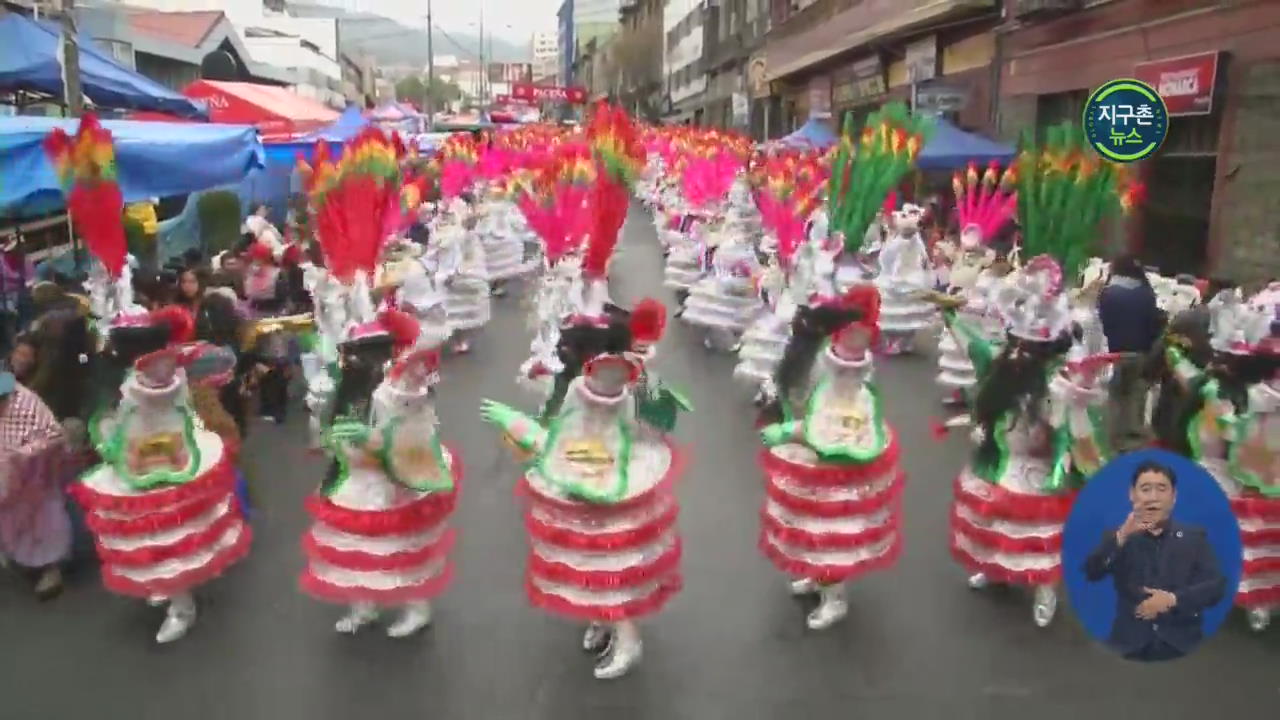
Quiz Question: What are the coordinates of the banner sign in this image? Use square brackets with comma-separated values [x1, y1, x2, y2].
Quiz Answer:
[1134, 51, 1220, 116]
[510, 83, 588, 104]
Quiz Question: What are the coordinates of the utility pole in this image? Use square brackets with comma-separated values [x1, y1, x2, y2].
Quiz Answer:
[425, 0, 435, 130]
[60, 0, 84, 117]
[479, 0, 486, 108]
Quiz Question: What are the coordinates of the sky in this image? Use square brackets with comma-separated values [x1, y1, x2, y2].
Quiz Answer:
[368, 0, 563, 42]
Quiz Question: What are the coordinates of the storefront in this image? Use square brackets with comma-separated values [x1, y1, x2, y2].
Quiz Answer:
[831, 55, 887, 131]
[999, 0, 1280, 282]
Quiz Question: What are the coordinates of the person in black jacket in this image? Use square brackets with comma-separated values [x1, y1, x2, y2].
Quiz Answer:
[1097, 256, 1164, 451]
[1084, 461, 1226, 661]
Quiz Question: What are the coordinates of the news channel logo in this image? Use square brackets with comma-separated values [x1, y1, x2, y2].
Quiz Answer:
[1083, 78, 1169, 163]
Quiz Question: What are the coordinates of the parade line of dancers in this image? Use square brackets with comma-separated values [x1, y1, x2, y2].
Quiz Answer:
[22, 103, 1276, 680]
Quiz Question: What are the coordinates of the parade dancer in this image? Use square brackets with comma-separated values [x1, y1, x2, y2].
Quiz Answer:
[874, 201, 938, 354]
[481, 103, 688, 680]
[45, 116, 249, 643]
[429, 198, 491, 353]
[299, 313, 461, 637]
[937, 128, 1141, 626]
[936, 163, 1017, 417]
[481, 294, 687, 678]
[296, 127, 462, 637]
[679, 192, 763, 351]
[1164, 287, 1279, 631]
[757, 287, 905, 629]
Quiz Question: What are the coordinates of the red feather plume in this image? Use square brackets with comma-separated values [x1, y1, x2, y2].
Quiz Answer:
[377, 308, 420, 355]
[628, 298, 667, 345]
[148, 305, 196, 344]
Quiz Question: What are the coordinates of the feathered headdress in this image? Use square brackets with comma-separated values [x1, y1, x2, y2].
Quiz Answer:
[42, 114, 127, 278]
[954, 161, 1017, 248]
[584, 103, 644, 279]
[299, 128, 401, 284]
[1016, 122, 1146, 281]
[828, 102, 933, 253]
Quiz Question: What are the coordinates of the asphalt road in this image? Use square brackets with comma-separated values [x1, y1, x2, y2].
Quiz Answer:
[1, 206, 1276, 719]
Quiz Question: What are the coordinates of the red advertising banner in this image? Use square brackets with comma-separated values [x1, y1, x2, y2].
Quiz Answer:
[494, 94, 532, 106]
[510, 83, 588, 104]
[1134, 51, 1220, 116]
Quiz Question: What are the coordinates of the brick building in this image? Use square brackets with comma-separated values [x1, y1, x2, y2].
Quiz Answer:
[998, 0, 1280, 283]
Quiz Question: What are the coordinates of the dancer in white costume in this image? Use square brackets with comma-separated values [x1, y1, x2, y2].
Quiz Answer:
[474, 185, 535, 291]
[1163, 287, 1279, 631]
[299, 312, 461, 637]
[874, 203, 937, 354]
[936, 163, 1018, 417]
[680, 203, 764, 351]
[427, 198, 491, 353]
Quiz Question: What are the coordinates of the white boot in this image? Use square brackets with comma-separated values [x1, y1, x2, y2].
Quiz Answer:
[156, 593, 197, 644]
[966, 572, 989, 590]
[1032, 585, 1058, 628]
[387, 601, 432, 638]
[806, 584, 849, 630]
[335, 602, 379, 634]
[582, 622, 611, 653]
[593, 621, 642, 680]
[789, 577, 819, 596]
[1247, 607, 1272, 632]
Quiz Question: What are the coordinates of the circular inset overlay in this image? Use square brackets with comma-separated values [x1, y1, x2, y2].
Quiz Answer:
[1083, 78, 1169, 163]
[1061, 449, 1241, 661]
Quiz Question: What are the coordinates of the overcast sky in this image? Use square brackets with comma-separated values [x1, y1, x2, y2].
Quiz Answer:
[370, 0, 563, 42]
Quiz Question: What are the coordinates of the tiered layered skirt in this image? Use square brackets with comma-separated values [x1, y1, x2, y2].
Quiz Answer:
[1206, 461, 1280, 610]
[758, 436, 905, 583]
[300, 447, 461, 605]
[71, 432, 251, 598]
[519, 440, 685, 621]
[948, 462, 1075, 587]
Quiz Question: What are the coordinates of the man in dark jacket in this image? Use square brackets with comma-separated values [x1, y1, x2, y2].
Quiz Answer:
[1084, 461, 1226, 661]
[1097, 256, 1164, 450]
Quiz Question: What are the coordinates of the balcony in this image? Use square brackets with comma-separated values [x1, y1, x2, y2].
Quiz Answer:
[1011, 0, 1083, 20]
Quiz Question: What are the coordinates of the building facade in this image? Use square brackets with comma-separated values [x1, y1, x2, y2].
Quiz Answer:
[558, 0, 576, 83]
[664, 0, 707, 123]
[764, 0, 999, 137]
[615, 0, 665, 120]
[999, 0, 1280, 283]
[700, 0, 770, 133]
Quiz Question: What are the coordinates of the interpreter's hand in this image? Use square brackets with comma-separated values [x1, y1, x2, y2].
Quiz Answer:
[1115, 511, 1151, 546]
[1135, 587, 1178, 619]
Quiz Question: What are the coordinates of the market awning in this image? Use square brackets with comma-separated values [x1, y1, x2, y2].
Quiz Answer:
[298, 105, 370, 143]
[182, 80, 338, 141]
[0, 116, 264, 217]
[0, 13, 208, 120]
[917, 118, 1015, 170]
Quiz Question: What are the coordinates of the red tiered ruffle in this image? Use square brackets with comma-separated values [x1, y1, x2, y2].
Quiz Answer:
[70, 454, 237, 514]
[759, 532, 903, 585]
[101, 524, 252, 598]
[1237, 585, 1280, 609]
[300, 446, 462, 604]
[947, 472, 1072, 587]
[299, 563, 455, 606]
[756, 436, 901, 487]
[519, 441, 686, 622]
[757, 439, 905, 584]
[951, 474, 1077, 523]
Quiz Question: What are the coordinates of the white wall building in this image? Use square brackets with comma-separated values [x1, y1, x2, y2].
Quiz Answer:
[663, 0, 705, 111]
[531, 31, 559, 84]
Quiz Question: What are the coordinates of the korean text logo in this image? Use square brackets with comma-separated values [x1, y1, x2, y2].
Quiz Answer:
[1083, 79, 1169, 163]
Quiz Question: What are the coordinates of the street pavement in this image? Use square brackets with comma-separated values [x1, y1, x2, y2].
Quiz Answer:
[1, 206, 1276, 719]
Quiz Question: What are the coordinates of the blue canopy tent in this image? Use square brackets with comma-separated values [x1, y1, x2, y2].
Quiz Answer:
[298, 105, 369, 144]
[0, 14, 207, 120]
[777, 117, 838, 149]
[917, 118, 1015, 171]
[0, 116, 264, 217]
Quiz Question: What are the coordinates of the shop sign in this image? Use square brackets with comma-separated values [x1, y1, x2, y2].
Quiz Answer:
[906, 35, 938, 83]
[1134, 51, 1220, 116]
[832, 55, 886, 107]
[510, 83, 588, 104]
[915, 82, 968, 115]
